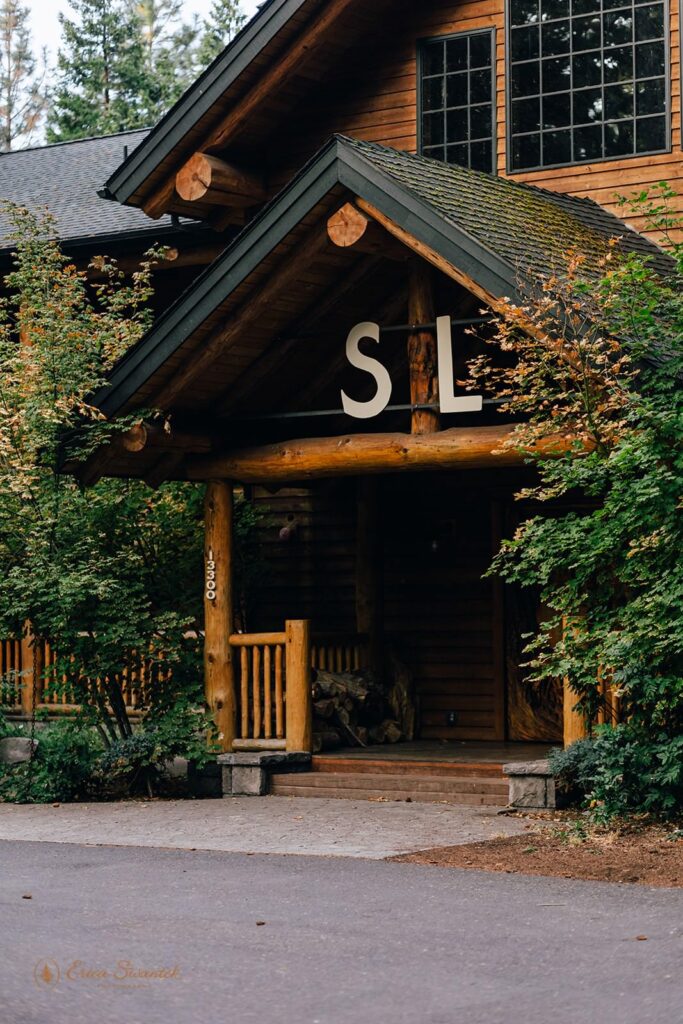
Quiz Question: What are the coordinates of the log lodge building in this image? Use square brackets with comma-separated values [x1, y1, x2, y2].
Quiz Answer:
[2, 0, 680, 798]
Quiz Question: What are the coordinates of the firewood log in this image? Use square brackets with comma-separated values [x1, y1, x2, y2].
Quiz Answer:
[312, 729, 343, 753]
[313, 698, 336, 720]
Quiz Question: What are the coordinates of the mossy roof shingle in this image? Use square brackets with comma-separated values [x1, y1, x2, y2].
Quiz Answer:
[344, 137, 673, 282]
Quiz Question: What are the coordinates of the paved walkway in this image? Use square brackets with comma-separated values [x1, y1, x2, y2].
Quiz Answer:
[0, 796, 528, 858]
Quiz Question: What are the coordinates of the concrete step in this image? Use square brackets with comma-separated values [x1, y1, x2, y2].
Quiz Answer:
[270, 771, 509, 806]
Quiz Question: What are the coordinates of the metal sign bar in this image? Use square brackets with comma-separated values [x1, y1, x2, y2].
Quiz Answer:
[279, 315, 493, 343]
[237, 398, 504, 423]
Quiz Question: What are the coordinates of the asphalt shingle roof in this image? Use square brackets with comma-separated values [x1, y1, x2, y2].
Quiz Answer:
[344, 137, 674, 281]
[0, 130, 174, 252]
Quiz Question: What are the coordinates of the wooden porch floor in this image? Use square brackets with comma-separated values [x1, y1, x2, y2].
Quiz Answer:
[316, 740, 553, 765]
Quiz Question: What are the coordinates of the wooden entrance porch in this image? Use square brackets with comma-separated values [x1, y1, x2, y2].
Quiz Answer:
[270, 741, 552, 805]
[203, 467, 566, 762]
[86, 143, 595, 757]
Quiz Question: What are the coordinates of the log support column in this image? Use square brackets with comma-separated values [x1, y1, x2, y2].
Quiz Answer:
[285, 619, 312, 752]
[408, 261, 439, 435]
[563, 679, 589, 746]
[20, 621, 42, 716]
[355, 477, 383, 678]
[204, 480, 237, 752]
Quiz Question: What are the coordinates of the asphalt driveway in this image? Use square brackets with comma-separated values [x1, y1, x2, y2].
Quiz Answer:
[1, 839, 681, 1024]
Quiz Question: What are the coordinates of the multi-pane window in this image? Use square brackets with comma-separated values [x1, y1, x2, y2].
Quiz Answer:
[420, 31, 496, 173]
[508, 0, 669, 171]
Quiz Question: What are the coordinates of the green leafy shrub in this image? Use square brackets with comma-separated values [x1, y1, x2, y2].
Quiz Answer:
[551, 726, 683, 819]
[0, 720, 101, 803]
[0, 709, 12, 740]
[94, 700, 217, 797]
[468, 188, 683, 818]
[588, 725, 683, 820]
[549, 737, 601, 802]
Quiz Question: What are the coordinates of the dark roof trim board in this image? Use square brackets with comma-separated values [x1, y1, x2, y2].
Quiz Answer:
[98, 136, 343, 415]
[103, 0, 308, 206]
[96, 135, 672, 418]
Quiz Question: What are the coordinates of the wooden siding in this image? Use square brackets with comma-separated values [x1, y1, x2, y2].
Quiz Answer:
[270, 0, 681, 244]
[249, 473, 514, 742]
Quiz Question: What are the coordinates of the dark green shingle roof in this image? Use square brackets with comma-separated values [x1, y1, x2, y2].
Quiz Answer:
[0, 130, 175, 253]
[343, 137, 673, 282]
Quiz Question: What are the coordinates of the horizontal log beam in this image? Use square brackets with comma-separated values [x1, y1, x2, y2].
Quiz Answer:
[185, 425, 568, 484]
[176, 153, 265, 207]
[74, 422, 213, 487]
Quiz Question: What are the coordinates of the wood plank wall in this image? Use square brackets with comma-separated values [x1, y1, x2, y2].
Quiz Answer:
[249, 475, 505, 742]
[249, 484, 357, 636]
[283, 0, 681, 243]
[381, 475, 503, 742]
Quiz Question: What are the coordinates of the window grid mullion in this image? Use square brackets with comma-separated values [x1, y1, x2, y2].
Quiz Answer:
[509, 0, 668, 171]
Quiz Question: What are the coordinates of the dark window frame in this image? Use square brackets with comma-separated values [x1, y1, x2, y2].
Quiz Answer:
[417, 28, 498, 174]
[504, 0, 671, 174]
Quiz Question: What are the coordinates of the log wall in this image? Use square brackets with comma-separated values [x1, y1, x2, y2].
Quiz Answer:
[247, 472, 554, 742]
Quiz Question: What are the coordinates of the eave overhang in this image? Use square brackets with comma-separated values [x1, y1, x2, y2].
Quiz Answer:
[103, 0, 312, 209]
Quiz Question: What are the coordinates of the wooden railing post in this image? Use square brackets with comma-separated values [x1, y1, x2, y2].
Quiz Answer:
[20, 621, 42, 716]
[285, 619, 312, 752]
[204, 480, 237, 752]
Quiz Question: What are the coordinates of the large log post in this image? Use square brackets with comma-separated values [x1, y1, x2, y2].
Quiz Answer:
[355, 478, 383, 678]
[561, 615, 589, 746]
[204, 481, 237, 752]
[408, 261, 439, 434]
[20, 621, 42, 716]
[563, 679, 589, 746]
[285, 619, 312, 752]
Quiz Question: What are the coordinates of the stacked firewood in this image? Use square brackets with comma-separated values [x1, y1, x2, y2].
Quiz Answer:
[311, 657, 414, 752]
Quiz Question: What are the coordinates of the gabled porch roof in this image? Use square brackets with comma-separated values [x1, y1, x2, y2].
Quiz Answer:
[97, 135, 671, 424]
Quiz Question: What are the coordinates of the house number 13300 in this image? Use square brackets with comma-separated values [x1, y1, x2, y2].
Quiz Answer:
[206, 549, 217, 602]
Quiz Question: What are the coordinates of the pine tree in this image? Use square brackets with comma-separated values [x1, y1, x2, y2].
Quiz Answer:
[0, 0, 45, 151]
[46, 0, 154, 143]
[196, 0, 246, 70]
[128, 0, 200, 120]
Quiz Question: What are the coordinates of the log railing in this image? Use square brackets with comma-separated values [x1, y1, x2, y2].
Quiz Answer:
[311, 633, 364, 674]
[0, 637, 22, 710]
[0, 631, 166, 717]
[231, 620, 312, 752]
